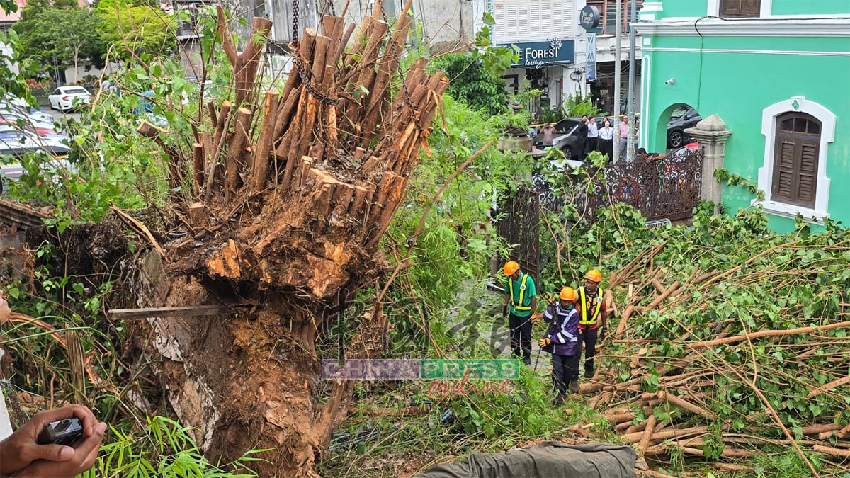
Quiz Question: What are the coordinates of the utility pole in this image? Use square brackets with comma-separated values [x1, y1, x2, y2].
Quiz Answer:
[612, 0, 622, 163]
[626, 0, 637, 161]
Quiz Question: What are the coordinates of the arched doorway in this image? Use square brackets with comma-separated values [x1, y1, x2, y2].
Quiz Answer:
[653, 103, 703, 153]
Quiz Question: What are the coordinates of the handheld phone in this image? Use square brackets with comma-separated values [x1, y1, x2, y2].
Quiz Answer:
[37, 418, 84, 446]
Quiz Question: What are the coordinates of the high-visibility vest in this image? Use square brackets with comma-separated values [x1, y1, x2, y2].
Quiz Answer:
[508, 273, 531, 311]
[579, 286, 604, 325]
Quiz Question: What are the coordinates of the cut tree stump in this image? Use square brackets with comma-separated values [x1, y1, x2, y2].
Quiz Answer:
[128, 2, 446, 477]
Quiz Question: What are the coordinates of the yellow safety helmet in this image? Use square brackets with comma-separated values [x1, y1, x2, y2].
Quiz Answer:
[559, 287, 578, 302]
[503, 261, 520, 275]
[585, 269, 602, 283]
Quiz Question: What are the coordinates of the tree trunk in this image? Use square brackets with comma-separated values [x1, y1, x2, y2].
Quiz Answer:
[73, 48, 79, 85]
[128, 3, 442, 476]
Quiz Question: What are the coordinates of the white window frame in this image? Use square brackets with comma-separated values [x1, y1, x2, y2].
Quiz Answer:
[708, 0, 772, 18]
[754, 96, 835, 223]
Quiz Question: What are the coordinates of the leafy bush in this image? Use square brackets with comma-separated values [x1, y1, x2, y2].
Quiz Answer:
[431, 53, 509, 116]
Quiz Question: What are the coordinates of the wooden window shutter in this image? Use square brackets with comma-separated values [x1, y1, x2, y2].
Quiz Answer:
[720, 0, 760, 17]
[772, 140, 796, 202]
[797, 141, 819, 207]
[772, 113, 821, 208]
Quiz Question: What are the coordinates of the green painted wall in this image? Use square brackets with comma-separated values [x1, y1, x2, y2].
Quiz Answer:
[642, 31, 850, 232]
[657, 0, 850, 18]
[657, 2, 707, 18]
[772, 0, 850, 16]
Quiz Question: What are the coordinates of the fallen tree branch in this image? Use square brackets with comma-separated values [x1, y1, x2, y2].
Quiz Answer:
[689, 321, 850, 348]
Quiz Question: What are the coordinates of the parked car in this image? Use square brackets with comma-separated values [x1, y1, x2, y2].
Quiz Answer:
[0, 126, 70, 158]
[0, 162, 24, 194]
[0, 111, 58, 136]
[0, 126, 72, 193]
[48, 86, 92, 112]
[667, 106, 702, 148]
[533, 117, 610, 160]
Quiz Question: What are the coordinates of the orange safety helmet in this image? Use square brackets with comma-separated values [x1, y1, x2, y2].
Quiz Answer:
[585, 269, 602, 283]
[503, 261, 520, 275]
[559, 287, 578, 302]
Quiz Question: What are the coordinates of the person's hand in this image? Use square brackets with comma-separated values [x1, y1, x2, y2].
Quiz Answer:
[502, 305, 508, 319]
[530, 313, 542, 324]
[0, 291, 11, 325]
[538, 337, 550, 348]
[0, 405, 106, 478]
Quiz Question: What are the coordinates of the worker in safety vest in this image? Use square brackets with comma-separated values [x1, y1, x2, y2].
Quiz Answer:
[502, 261, 537, 365]
[539, 287, 581, 404]
[577, 269, 608, 379]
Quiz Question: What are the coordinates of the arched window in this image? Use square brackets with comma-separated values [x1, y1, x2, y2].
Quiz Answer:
[756, 97, 834, 222]
[772, 113, 821, 208]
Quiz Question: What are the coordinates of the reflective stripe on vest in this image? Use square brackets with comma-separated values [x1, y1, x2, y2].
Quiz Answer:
[579, 287, 604, 325]
[509, 273, 531, 311]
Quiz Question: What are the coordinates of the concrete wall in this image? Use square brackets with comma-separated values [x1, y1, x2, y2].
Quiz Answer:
[331, 0, 474, 53]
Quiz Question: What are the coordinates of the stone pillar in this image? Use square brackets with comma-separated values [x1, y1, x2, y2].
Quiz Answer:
[685, 114, 732, 212]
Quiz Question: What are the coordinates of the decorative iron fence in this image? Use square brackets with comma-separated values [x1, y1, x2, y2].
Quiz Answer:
[495, 148, 702, 286]
[538, 148, 704, 223]
[495, 187, 540, 283]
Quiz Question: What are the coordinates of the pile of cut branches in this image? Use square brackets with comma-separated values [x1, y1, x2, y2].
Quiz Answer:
[579, 210, 850, 476]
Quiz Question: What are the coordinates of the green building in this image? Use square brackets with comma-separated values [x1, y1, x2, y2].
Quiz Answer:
[635, 0, 850, 232]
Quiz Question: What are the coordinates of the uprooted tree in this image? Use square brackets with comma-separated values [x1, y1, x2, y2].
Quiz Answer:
[127, 2, 447, 476]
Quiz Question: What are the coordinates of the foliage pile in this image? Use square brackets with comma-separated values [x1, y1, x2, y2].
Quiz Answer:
[535, 156, 850, 476]
[586, 207, 850, 476]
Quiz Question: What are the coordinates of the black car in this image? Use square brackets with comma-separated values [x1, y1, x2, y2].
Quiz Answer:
[667, 106, 702, 148]
[533, 117, 610, 160]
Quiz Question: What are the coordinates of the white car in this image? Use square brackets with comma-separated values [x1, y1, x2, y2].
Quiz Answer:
[48, 86, 92, 112]
[0, 126, 70, 158]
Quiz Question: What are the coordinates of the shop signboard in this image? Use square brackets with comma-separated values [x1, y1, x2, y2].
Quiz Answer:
[586, 33, 597, 80]
[505, 39, 575, 68]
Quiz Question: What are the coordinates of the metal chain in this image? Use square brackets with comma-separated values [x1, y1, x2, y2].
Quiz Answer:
[289, 0, 339, 105]
[292, 0, 299, 42]
[295, 52, 341, 105]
